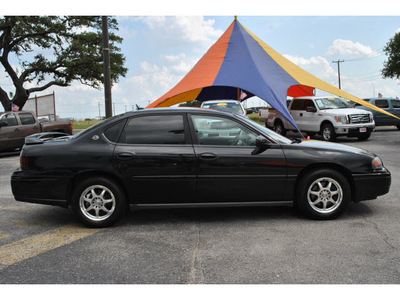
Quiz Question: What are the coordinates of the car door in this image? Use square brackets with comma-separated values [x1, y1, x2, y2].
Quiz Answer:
[189, 114, 288, 203]
[112, 113, 197, 204]
[18, 112, 41, 134]
[0, 113, 22, 151]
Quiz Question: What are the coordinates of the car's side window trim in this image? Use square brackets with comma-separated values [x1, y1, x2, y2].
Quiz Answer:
[116, 113, 191, 146]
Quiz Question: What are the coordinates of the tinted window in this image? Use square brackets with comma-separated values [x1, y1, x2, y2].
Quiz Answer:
[0, 113, 18, 126]
[375, 100, 389, 108]
[291, 100, 305, 110]
[19, 113, 36, 125]
[119, 115, 185, 145]
[103, 120, 125, 143]
[191, 115, 257, 146]
[392, 100, 400, 109]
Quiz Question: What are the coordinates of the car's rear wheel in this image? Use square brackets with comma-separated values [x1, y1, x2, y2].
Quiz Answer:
[72, 177, 126, 227]
[296, 169, 350, 220]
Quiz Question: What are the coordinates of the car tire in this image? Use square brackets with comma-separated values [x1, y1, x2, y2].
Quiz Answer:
[357, 132, 371, 141]
[296, 169, 350, 220]
[273, 121, 287, 136]
[72, 177, 126, 228]
[321, 123, 336, 142]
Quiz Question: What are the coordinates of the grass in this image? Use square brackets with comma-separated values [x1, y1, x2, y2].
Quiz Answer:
[72, 119, 102, 130]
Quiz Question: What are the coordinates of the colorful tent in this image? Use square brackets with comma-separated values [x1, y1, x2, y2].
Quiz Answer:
[147, 18, 399, 128]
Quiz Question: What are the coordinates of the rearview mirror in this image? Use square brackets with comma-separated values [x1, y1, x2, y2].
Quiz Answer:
[0, 121, 8, 127]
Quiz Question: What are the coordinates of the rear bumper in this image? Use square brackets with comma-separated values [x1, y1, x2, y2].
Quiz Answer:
[11, 169, 70, 208]
[352, 170, 391, 202]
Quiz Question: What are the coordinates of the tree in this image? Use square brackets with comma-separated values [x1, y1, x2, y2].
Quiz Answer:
[382, 32, 400, 80]
[0, 16, 127, 111]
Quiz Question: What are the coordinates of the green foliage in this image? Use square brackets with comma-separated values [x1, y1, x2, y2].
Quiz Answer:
[0, 16, 128, 111]
[382, 32, 400, 80]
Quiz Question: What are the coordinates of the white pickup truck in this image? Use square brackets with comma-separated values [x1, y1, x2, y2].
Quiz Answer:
[263, 96, 375, 141]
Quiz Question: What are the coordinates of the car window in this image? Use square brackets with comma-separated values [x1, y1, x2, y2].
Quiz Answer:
[392, 100, 400, 109]
[375, 100, 389, 108]
[291, 100, 305, 110]
[304, 99, 315, 109]
[0, 113, 18, 126]
[191, 115, 257, 146]
[103, 120, 126, 143]
[315, 98, 351, 109]
[119, 115, 186, 145]
[202, 102, 245, 115]
[19, 113, 36, 125]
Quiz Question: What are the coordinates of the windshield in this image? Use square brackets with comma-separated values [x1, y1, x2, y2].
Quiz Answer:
[315, 98, 352, 110]
[202, 102, 245, 115]
[236, 114, 292, 144]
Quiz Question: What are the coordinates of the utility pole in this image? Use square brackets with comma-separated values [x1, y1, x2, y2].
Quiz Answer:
[332, 59, 344, 89]
[102, 16, 113, 118]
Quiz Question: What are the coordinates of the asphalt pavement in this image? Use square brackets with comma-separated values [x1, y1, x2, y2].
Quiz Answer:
[0, 127, 400, 285]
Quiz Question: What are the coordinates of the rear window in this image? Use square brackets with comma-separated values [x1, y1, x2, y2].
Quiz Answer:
[119, 115, 186, 145]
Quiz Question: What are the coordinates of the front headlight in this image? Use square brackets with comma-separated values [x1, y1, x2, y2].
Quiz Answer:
[372, 156, 383, 170]
[335, 115, 349, 124]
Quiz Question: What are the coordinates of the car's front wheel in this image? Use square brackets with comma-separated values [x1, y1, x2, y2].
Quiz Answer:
[321, 123, 336, 142]
[72, 177, 126, 227]
[296, 169, 350, 220]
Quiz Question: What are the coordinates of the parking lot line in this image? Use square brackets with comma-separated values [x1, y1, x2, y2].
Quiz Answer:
[0, 225, 101, 269]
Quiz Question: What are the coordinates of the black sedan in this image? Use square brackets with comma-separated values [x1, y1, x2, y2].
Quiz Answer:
[11, 108, 391, 227]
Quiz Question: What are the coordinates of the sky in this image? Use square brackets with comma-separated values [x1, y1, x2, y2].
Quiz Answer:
[2, 1, 400, 120]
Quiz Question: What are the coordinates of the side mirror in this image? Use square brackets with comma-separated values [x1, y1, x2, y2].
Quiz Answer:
[306, 106, 317, 113]
[252, 135, 270, 155]
[0, 121, 8, 127]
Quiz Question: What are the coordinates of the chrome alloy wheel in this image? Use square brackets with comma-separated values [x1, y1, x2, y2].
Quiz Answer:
[307, 177, 343, 214]
[79, 185, 116, 222]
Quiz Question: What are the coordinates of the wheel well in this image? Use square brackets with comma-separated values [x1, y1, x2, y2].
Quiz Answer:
[68, 171, 129, 206]
[319, 120, 333, 134]
[293, 163, 356, 202]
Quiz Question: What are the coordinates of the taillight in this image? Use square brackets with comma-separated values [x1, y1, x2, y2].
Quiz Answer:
[20, 151, 28, 169]
[69, 122, 73, 134]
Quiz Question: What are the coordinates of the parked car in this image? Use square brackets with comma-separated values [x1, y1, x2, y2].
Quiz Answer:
[11, 108, 391, 227]
[201, 100, 247, 116]
[0, 110, 72, 152]
[265, 97, 375, 141]
[354, 98, 400, 129]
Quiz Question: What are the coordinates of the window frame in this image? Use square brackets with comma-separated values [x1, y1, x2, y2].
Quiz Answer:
[116, 113, 192, 146]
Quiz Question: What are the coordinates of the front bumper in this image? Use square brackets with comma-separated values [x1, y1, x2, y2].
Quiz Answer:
[334, 125, 375, 136]
[11, 169, 70, 208]
[352, 170, 391, 202]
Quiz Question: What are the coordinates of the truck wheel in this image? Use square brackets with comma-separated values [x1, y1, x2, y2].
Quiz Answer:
[357, 132, 371, 141]
[273, 121, 286, 136]
[72, 177, 126, 228]
[296, 169, 350, 220]
[321, 123, 336, 142]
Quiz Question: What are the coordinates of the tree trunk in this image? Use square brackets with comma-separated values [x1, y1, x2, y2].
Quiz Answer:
[0, 88, 12, 111]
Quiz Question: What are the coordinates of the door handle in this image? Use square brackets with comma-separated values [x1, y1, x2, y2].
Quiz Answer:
[117, 152, 136, 160]
[199, 152, 219, 161]
[14, 128, 20, 132]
